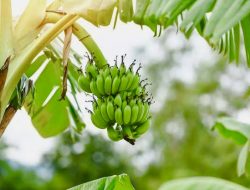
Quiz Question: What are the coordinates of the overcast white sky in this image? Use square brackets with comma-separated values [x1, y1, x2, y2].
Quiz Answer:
[5, 0, 250, 166]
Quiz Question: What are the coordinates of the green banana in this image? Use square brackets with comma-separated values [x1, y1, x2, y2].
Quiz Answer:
[97, 98, 103, 107]
[127, 91, 132, 97]
[111, 76, 121, 95]
[119, 75, 129, 91]
[125, 71, 134, 90]
[107, 101, 115, 121]
[107, 96, 114, 104]
[104, 75, 112, 95]
[100, 102, 110, 123]
[95, 108, 108, 123]
[120, 63, 126, 76]
[130, 104, 139, 124]
[121, 91, 128, 100]
[85, 61, 91, 74]
[122, 125, 133, 139]
[91, 111, 109, 129]
[123, 105, 131, 125]
[78, 74, 91, 93]
[122, 100, 127, 112]
[85, 61, 98, 78]
[129, 99, 136, 107]
[114, 94, 122, 107]
[90, 81, 101, 97]
[107, 126, 122, 141]
[93, 99, 102, 112]
[110, 66, 119, 79]
[140, 103, 150, 123]
[115, 108, 123, 125]
[96, 75, 105, 95]
[131, 125, 137, 131]
[134, 119, 151, 135]
[133, 130, 141, 139]
[128, 74, 140, 90]
[135, 86, 142, 96]
[137, 100, 145, 122]
[92, 101, 98, 112]
[103, 66, 110, 78]
[99, 69, 104, 76]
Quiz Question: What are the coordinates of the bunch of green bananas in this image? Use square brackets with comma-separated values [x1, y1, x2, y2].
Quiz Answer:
[78, 60, 140, 96]
[78, 57, 152, 144]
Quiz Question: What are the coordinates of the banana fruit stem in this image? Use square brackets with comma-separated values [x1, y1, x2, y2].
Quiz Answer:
[44, 12, 107, 69]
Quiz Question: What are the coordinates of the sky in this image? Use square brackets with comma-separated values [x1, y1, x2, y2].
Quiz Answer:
[4, 0, 250, 166]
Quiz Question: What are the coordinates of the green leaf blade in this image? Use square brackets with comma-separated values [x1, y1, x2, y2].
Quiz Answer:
[31, 89, 70, 138]
[25, 54, 47, 77]
[212, 117, 250, 145]
[212, 117, 250, 176]
[204, 0, 234, 38]
[133, 0, 151, 25]
[241, 16, 250, 67]
[213, 0, 250, 41]
[24, 48, 85, 138]
[180, 0, 215, 33]
[159, 177, 248, 190]
[68, 174, 135, 190]
[237, 141, 250, 176]
[118, 0, 134, 23]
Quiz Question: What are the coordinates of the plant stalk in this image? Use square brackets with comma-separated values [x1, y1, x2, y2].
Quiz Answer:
[44, 12, 107, 68]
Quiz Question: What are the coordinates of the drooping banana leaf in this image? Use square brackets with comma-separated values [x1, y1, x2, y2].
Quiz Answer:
[59, 0, 250, 66]
[24, 47, 85, 138]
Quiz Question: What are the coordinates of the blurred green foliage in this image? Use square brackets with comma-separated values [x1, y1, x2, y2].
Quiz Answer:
[41, 133, 134, 189]
[1, 33, 250, 189]
[0, 143, 43, 189]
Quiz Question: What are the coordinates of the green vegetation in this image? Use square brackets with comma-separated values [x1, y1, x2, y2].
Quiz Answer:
[2, 0, 250, 189]
[1, 33, 250, 189]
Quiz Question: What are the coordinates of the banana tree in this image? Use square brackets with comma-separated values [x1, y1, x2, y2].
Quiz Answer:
[1, 0, 250, 142]
[2, 0, 250, 189]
